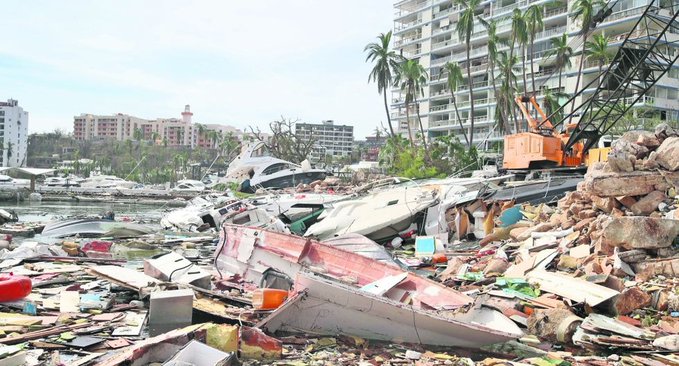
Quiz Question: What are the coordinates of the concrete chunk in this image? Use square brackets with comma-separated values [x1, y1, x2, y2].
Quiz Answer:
[656, 136, 679, 171]
[603, 217, 679, 250]
[583, 166, 679, 197]
[630, 190, 666, 216]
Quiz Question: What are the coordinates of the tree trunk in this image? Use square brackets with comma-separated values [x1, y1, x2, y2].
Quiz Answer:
[558, 67, 563, 92]
[405, 104, 415, 149]
[522, 44, 528, 95]
[466, 40, 475, 150]
[414, 98, 430, 161]
[489, 60, 510, 133]
[383, 89, 396, 137]
[530, 34, 536, 93]
[452, 96, 469, 145]
[569, 32, 588, 125]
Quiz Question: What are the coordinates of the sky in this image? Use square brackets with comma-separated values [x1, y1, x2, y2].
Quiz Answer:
[0, 1, 394, 139]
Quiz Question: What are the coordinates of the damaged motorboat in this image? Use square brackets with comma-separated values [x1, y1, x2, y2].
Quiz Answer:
[226, 142, 328, 192]
[303, 184, 438, 242]
[215, 224, 523, 347]
[161, 195, 288, 233]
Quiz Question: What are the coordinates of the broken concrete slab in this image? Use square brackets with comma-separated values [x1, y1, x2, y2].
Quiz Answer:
[583, 165, 679, 197]
[633, 257, 679, 281]
[631, 191, 667, 216]
[610, 287, 652, 316]
[656, 136, 679, 171]
[525, 270, 619, 306]
[602, 216, 679, 250]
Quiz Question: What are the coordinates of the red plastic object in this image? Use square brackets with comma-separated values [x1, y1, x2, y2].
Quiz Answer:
[0, 274, 32, 302]
[82, 240, 113, 253]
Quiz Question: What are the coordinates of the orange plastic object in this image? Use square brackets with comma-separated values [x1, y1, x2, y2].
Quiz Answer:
[252, 288, 289, 310]
[432, 253, 447, 264]
[0, 274, 32, 302]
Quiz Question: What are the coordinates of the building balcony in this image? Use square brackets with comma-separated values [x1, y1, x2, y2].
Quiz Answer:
[395, 18, 424, 33]
[428, 115, 491, 129]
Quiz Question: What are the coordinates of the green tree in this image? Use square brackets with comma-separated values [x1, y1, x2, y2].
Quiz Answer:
[524, 4, 544, 93]
[570, 0, 606, 122]
[133, 128, 143, 141]
[544, 33, 573, 92]
[479, 17, 509, 132]
[456, 0, 481, 149]
[497, 51, 520, 132]
[510, 8, 527, 94]
[585, 33, 612, 84]
[365, 31, 403, 137]
[442, 62, 470, 146]
[394, 59, 430, 155]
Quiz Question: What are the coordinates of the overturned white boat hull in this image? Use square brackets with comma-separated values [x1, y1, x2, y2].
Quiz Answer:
[259, 272, 523, 347]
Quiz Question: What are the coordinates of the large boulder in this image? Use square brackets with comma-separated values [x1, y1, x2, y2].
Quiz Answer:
[602, 216, 679, 250]
[656, 136, 679, 171]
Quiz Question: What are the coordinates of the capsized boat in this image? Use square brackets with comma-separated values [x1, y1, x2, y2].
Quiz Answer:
[303, 184, 438, 242]
[215, 225, 522, 347]
[41, 219, 154, 238]
[226, 142, 328, 192]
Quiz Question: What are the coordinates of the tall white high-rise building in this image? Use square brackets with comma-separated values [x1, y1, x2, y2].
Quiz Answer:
[391, 0, 679, 149]
[0, 99, 29, 167]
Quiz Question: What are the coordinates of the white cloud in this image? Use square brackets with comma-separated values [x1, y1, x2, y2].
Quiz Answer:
[0, 0, 395, 138]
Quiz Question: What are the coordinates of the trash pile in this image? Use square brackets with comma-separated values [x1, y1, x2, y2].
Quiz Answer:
[3, 127, 679, 365]
[461, 124, 679, 361]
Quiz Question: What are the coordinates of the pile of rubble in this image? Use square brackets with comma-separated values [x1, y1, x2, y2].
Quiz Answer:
[459, 123, 679, 360]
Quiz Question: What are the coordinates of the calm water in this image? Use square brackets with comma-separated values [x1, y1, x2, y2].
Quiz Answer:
[2, 200, 169, 224]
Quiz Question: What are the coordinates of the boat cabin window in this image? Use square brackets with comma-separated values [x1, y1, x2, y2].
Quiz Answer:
[262, 163, 292, 175]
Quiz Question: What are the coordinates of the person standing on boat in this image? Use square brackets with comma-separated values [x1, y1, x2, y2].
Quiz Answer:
[239, 169, 256, 194]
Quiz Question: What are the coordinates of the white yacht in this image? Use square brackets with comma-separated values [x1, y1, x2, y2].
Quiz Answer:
[172, 179, 206, 192]
[0, 174, 30, 188]
[79, 175, 137, 189]
[227, 142, 328, 192]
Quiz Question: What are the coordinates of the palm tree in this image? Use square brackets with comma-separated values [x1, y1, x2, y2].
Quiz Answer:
[510, 8, 527, 94]
[524, 5, 544, 93]
[456, 0, 481, 149]
[570, 0, 606, 121]
[151, 132, 160, 144]
[133, 128, 143, 141]
[478, 17, 509, 133]
[365, 31, 403, 137]
[543, 33, 573, 92]
[497, 51, 520, 132]
[585, 33, 612, 85]
[394, 59, 430, 155]
[542, 88, 563, 124]
[442, 62, 470, 146]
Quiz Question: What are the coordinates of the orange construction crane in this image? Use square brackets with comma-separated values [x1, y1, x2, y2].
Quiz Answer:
[503, 95, 584, 169]
[502, 0, 679, 171]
